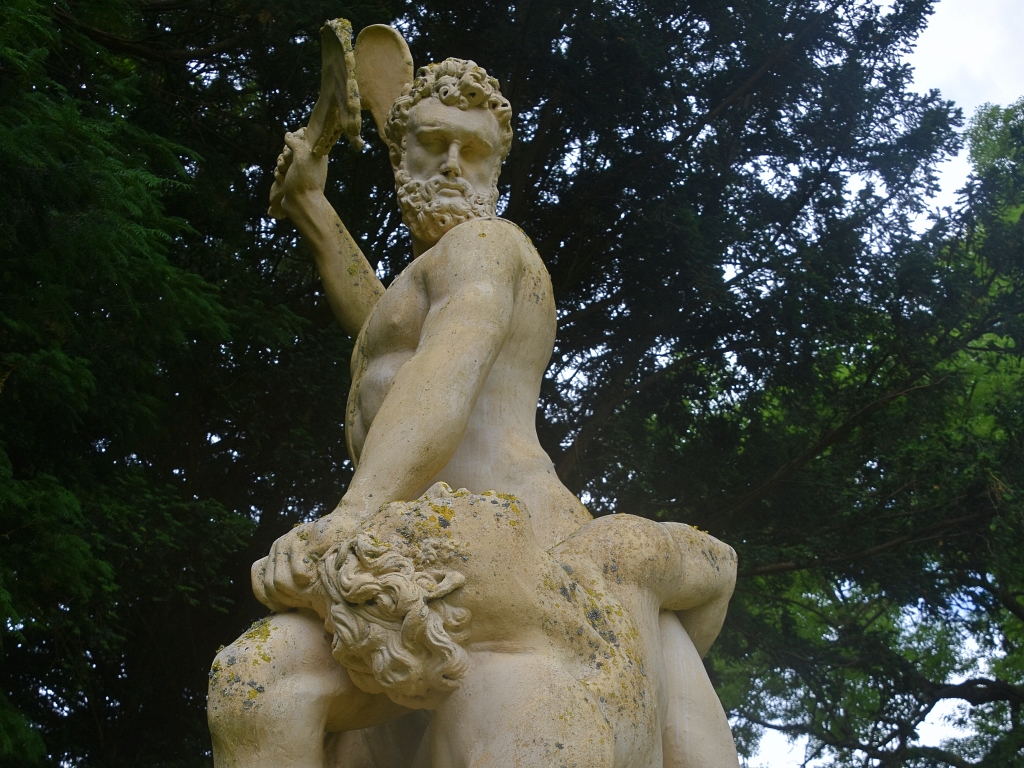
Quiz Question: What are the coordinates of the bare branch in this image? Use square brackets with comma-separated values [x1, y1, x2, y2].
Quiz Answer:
[962, 575, 1024, 626]
[897, 746, 975, 768]
[932, 677, 1024, 707]
[718, 377, 948, 522]
[740, 509, 989, 577]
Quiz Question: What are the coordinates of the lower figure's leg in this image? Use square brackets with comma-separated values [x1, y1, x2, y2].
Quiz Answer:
[659, 611, 740, 768]
[208, 609, 406, 768]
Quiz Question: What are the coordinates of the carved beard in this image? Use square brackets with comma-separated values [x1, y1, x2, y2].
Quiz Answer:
[394, 166, 498, 245]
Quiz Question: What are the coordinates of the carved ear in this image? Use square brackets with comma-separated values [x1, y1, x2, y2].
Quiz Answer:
[354, 24, 414, 142]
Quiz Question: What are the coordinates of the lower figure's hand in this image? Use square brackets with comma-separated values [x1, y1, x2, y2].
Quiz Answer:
[252, 502, 368, 614]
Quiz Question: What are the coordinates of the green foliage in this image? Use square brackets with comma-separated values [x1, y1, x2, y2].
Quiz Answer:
[2, 0, 270, 763]
[0, 691, 46, 768]
[703, 99, 1024, 766]
[0, 0, 1022, 765]
[2, 0, 388, 762]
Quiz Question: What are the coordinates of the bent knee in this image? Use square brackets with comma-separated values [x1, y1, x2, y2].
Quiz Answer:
[208, 610, 347, 725]
[209, 611, 360, 767]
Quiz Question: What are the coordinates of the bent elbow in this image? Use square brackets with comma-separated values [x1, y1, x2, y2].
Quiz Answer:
[717, 543, 738, 601]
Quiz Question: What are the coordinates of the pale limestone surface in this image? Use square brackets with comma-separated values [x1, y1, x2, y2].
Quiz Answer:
[316, 483, 738, 768]
[306, 19, 362, 156]
[209, 25, 740, 768]
[353, 25, 415, 143]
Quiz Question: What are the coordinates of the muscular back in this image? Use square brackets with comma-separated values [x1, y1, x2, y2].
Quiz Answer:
[345, 217, 590, 549]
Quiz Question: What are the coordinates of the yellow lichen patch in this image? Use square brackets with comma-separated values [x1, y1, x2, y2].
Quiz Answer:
[243, 618, 274, 664]
[244, 618, 272, 643]
[347, 264, 360, 276]
[429, 501, 455, 522]
[409, 512, 454, 542]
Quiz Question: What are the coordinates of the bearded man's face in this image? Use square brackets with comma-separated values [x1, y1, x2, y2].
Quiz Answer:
[395, 168, 497, 244]
[395, 98, 503, 246]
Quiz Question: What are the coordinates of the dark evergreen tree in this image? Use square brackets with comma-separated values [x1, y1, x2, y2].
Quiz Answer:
[1, 0, 1022, 765]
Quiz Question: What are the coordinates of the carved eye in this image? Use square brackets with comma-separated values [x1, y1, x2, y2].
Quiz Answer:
[461, 142, 489, 162]
[421, 135, 448, 154]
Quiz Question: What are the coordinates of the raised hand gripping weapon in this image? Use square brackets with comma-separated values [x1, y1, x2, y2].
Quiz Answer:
[269, 19, 414, 218]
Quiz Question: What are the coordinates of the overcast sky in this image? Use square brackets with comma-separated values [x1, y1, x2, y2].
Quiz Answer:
[907, 0, 1024, 210]
[752, 1, 1024, 765]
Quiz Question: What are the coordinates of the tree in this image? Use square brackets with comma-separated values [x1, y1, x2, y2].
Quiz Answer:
[1, 0, 1021, 765]
[709, 97, 1024, 766]
[0, 0, 353, 763]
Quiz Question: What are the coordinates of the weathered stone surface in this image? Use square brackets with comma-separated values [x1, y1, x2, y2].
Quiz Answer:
[210, 22, 740, 767]
[315, 483, 737, 767]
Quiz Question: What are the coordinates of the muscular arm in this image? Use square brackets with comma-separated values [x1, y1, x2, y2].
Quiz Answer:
[558, 515, 737, 657]
[257, 218, 525, 613]
[271, 129, 384, 337]
[660, 522, 737, 657]
[344, 218, 520, 506]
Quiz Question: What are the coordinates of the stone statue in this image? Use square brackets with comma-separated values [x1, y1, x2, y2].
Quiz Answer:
[208, 22, 739, 768]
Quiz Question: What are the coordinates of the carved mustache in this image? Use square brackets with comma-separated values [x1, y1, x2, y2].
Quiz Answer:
[423, 175, 474, 198]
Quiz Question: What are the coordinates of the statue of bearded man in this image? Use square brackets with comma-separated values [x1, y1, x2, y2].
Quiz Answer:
[388, 61, 507, 245]
[209, 58, 739, 768]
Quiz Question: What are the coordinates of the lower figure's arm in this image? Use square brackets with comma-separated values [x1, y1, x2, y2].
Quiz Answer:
[675, 597, 730, 659]
[662, 523, 738, 657]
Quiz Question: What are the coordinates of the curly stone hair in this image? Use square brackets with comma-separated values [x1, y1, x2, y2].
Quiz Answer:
[384, 58, 513, 164]
[318, 530, 472, 709]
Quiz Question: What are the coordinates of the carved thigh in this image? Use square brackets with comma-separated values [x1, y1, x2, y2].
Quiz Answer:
[208, 609, 407, 768]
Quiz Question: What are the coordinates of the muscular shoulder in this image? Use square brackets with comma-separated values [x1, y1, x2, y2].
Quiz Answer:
[431, 217, 540, 273]
[552, 515, 675, 583]
[419, 217, 547, 306]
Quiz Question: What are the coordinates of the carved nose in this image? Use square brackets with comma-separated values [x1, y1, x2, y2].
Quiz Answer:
[440, 143, 462, 178]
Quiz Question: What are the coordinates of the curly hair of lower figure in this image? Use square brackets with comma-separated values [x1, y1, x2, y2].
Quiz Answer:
[318, 532, 472, 709]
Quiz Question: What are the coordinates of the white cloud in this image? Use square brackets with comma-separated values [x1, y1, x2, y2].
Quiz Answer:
[908, 0, 1024, 209]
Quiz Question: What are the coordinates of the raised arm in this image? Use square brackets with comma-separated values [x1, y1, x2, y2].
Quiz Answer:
[270, 129, 384, 337]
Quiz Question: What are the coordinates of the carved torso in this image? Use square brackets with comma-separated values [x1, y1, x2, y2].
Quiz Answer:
[346, 260, 429, 451]
[345, 217, 591, 548]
